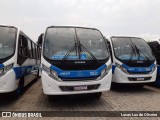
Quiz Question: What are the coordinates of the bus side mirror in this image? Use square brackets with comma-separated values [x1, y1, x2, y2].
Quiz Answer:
[38, 33, 44, 46]
[103, 36, 110, 49]
[105, 40, 113, 62]
[106, 41, 111, 52]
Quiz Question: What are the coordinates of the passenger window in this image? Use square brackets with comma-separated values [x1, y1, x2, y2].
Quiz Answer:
[19, 35, 28, 57]
[37, 47, 40, 59]
[32, 42, 36, 59]
[39, 47, 41, 59]
[28, 40, 32, 58]
[35, 45, 37, 59]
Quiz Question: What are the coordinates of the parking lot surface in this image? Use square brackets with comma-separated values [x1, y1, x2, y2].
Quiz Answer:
[1, 79, 160, 120]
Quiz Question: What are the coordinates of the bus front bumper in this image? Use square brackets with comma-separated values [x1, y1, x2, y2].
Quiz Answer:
[112, 68, 157, 84]
[0, 70, 17, 93]
[41, 70, 112, 95]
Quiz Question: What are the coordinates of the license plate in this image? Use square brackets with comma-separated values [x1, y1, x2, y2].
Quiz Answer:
[137, 78, 145, 81]
[74, 86, 88, 91]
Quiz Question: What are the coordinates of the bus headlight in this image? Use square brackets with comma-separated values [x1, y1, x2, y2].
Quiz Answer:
[42, 64, 50, 73]
[5, 63, 13, 72]
[150, 65, 156, 74]
[116, 63, 128, 74]
[50, 69, 58, 80]
[101, 64, 112, 77]
[0, 63, 13, 76]
[42, 64, 59, 81]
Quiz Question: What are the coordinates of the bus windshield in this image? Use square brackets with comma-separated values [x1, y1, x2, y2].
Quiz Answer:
[111, 37, 155, 61]
[0, 26, 16, 59]
[44, 27, 109, 61]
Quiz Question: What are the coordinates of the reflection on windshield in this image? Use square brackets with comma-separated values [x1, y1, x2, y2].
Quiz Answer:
[111, 37, 155, 61]
[44, 27, 109, 60]
[0, 27, 16, 59]
[76, 28, 109, 60]
[44, 28, 77, 60]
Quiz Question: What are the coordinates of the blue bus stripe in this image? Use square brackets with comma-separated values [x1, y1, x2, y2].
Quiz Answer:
[112, 65, 116, 74]
[13, 65, 33, 79]
[122, 63, 155, 73]
[50, 64, 107, 78]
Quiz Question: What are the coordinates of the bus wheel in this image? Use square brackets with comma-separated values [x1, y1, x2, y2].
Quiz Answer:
[37, 69, 40, 78]
[16, 77, 24, 95]
[136, 85, 144, 89]
[93, 92, 102, 99]
[48, 95, 56, 101]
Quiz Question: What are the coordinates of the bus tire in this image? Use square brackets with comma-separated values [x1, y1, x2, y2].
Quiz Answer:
[136, 84, 144, 88]
[37, 69, 40, 77]
[93, 92, 102, 99]
[48, 95, 55, 101]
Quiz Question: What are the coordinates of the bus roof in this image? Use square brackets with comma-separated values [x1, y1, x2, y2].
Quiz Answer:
[46, 26, 99, 31]
[110, 36, 143, 39]
[0, 25, 37, 44]
[106, 36, 144, 42]
[0, 24, 18, 29]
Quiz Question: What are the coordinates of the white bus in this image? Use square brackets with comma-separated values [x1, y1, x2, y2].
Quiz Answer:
[38, 26, 112, 98]
[148, 41, 160, 87]
[107, 36, 156, 87]
[0, 25, 41, 94]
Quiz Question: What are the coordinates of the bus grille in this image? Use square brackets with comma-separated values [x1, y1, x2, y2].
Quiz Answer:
[127, 71, 150, 75]
[59, 84, 100, 91]
[60, 76, 99, 81]
[128, 77, 151, 81]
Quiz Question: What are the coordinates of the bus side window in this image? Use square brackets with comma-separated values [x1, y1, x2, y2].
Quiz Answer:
[28, 39, 32, 58]
[37, 46, 40, 60]
[32, 42, 36, 59]
[150, 43, 160, 58]
[39, 47, 41, 59]
[18, 34, 28, 57]
[34, 44, 38, 59]
[148, 42, 160, 65]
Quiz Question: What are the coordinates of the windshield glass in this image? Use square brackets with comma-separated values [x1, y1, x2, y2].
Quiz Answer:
[76, 28, 109, 60]
[44, 27, 109, 60]
[0, 26, 16, 59]
[111, 37, 155, 61]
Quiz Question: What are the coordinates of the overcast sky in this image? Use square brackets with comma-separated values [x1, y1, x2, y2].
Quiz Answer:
[0, 0, 160, 42]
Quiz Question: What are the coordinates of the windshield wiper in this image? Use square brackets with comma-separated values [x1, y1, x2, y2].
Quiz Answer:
[61, 43, 98, 63]
[61, 43, 77, 63]
[129, 44, 137, 60]
[61, 36, 78, 63]
[129, 39, 150, 62]
[134, 45, 150, 62]
[61, 31, 98, 63]
[128, 38, 150, 62]
[80, 44, 98, 62]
